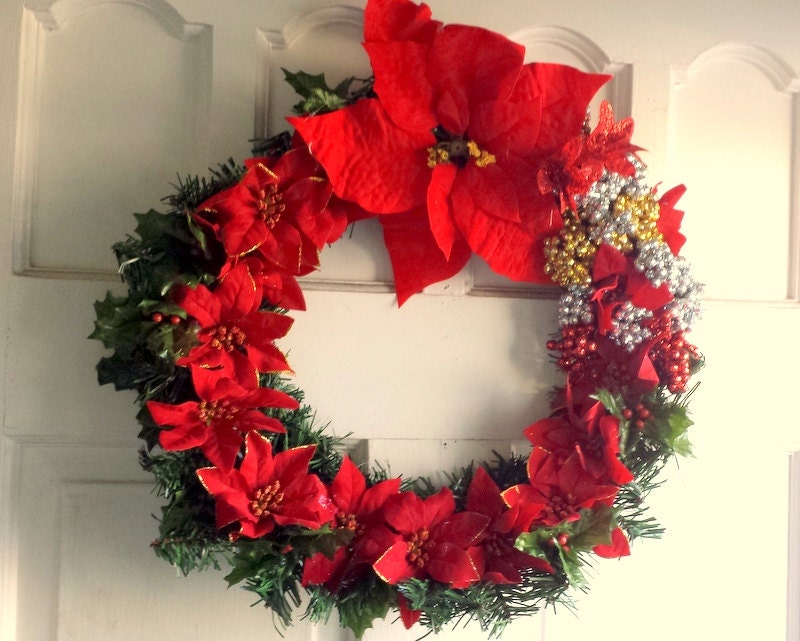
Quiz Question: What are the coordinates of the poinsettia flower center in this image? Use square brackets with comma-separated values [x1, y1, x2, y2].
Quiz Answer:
[209, 325, 247, 352]
[335, 511, 360, 533]
[406, 527, 433, 569]
[256, 183, 285, 229]
[250, 481, 284, 518]
[484, 530, 515, 557]
[197, 399, 238, 426]
[543, 493, 577, 523]
[426, 128, 496, 170]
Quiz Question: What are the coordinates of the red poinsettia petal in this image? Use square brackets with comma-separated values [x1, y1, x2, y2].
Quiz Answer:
[358, 477, 403, 517]
[657, 184, 687, 255]
[272, 444, 317, 484]
[330, 456, 367, 513]
[433, 512, 489, 549]
[426, 543, 481, 588]
[427, 163, 459, 258]
[238, 433, 275, 488]
[302, 547, 349, 587]
[380, 207, 471, 305]
[365, 40, 437, 133]
[290, 100, 434, 214]
[196, 467, 251, 526]
[157, 419, 206, 452]
[524, 63, 610, 156]
[364, 0, 441, 43]
[421, 487, 457, 530]
[593, 526, 631, 558]
[398, 595, 422, 629]
[373, 539, 415, 584]
[428, 25, 524, 115]
[200, 423, 247, 470]
[466, 467, 504, 520]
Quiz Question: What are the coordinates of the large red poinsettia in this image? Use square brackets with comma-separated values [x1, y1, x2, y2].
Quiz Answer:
[291, 0, 609, 303]
[194, 147, 346, 275]
[146, 370, 299, 470]
[302, 456, 401, 591]
[175, 263, 293, 389]
[197, 433, 334, 539]
[372, 487, 488, 588]
[466, 467, 554, 584]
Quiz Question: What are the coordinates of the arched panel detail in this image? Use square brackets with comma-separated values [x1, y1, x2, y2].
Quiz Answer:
[12, 0, 213, 280]
[30, 0, 201, 38]
[669, 43, 800, 303]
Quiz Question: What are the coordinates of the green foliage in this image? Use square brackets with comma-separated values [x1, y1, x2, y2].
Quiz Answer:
[283, 68, 374, 116]
[397, 571, 569, 638]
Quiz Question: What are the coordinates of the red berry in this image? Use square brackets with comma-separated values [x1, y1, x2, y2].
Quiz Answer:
[169, 315, 182, 325]
[150, 312, 163, 323]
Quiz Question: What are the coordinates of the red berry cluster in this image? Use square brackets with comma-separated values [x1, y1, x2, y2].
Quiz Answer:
[546, 324, 598, 373]
[649, 330, 699, 394]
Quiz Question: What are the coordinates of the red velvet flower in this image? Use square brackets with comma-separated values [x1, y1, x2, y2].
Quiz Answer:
[291, 0, 609, 303]
[466, 467, 554, 584]
[372, 487, 489, 588]
[175, 264, 293, 389]
[503, 447, 619, 528]
[146, 370, 299, 471]
[196, 433, 334, 539]
[302, 456, 401, 591]
[194, 147, 344, 275]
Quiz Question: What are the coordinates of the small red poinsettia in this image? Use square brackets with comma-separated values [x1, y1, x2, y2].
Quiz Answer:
[372, 487, 488, 588]
[146, 369, 299, 470]
[503, 447, 619, 528]
[302, 456, 401, 591]
[466, 467, 554, 584]
[175, 263, 294, 389]
[524, 400, 634, 486]
[194, 147, 345, 275]
[197, 433, 334, 539]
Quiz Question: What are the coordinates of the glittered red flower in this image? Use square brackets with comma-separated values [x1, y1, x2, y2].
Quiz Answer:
[372, 488, 488, 588]
[146, 371, 299, 471]
[197, 433, 334, 539]
[175, 264, 293, 389]
[537, 101, 641, 209]
[503, 447, 619, 528]
[302, 456, 401, 591]
[466, 467, 554, 584]
[194, 147, 344, 275]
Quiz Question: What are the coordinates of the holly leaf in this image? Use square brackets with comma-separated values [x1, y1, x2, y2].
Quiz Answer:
[336, 578, 396, 638]
[283, 69, 349, 115]
[645, 403, 694, 456]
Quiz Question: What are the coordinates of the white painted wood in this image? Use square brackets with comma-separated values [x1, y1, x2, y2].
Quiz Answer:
[2, 1, 800, 640]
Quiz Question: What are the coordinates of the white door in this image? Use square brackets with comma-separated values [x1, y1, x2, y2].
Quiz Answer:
[2, 1, 800, 640]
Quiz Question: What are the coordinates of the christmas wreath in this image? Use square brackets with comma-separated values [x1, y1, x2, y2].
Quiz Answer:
[91, 0, 703, 636]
